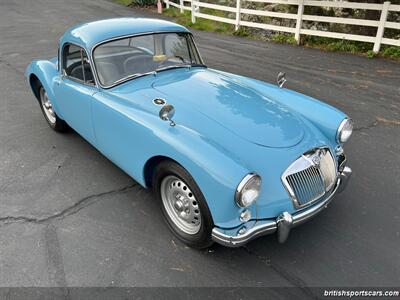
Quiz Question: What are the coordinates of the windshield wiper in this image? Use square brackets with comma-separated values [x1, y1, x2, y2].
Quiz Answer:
[155, 64, 191, 73]
[110, 63, 207, 86]
[113, 71, 155, 85]
[155, 63, 207, 73]
[190, 63, 207, 68]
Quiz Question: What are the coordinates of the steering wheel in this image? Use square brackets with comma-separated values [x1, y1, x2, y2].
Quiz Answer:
[157, 55, 187, 68]
[123, 47, 154, 74]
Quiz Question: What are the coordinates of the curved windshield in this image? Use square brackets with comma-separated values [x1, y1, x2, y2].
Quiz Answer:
[93, 32, 204, 87]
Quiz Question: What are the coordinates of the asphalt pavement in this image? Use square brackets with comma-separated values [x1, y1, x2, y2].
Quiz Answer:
[0, 0, 399, 297]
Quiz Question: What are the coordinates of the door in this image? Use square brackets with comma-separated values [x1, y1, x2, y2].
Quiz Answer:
[54, 43, 97, 145]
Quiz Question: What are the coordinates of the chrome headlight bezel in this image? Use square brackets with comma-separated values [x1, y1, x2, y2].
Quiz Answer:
[337, 118, 353, 144]
[235, 173, 262, 208]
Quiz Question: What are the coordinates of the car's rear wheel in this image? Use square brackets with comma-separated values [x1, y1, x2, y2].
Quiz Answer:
[153, 160, 214, 249]
[38, 85, 68, 132]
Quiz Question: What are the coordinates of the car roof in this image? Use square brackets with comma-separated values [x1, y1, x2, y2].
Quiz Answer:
[60, 18, 189, 50]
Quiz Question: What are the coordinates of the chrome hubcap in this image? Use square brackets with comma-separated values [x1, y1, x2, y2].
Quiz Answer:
[160, 175, 201, 235]
[40, 88, 56, 124]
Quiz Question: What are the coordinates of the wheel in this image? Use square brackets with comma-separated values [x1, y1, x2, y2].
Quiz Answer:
[153, 160, 214, 249]
[38, 85, 69, 132]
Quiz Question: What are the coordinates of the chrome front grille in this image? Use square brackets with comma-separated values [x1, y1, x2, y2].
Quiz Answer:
[286, 166, 325, 206]
[282, 148, 337, 208]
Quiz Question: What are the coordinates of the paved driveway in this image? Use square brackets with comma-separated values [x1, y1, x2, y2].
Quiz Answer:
[0, 0, 399, 295]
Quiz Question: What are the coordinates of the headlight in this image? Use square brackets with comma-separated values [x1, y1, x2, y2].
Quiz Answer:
[337, 118, 353, 143]
[235, 173, 261, 207]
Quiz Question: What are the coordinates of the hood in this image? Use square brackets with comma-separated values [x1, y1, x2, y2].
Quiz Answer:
[152, 68, 305, 148]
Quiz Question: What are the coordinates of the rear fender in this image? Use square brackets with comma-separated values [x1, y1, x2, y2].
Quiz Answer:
[26, 58, 64, 119]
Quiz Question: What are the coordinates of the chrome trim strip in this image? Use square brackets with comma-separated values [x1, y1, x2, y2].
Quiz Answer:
[212, 220, 277, 248]
[211, 167, 351, 247]
[189, 34, 205, 65]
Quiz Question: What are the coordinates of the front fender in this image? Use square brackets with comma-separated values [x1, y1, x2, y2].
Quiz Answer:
[263, 87, 347, 143]
[214, 70, 347, 143]
[25, 58, 63, 119]
[91, 92, 252, 229]
[152, 124, 253, 229]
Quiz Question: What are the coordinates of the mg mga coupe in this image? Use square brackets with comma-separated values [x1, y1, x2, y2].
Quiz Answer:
[26, 18, 352, 248]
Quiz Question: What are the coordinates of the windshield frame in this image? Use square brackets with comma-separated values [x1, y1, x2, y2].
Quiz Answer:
[91, 31, 205, 89]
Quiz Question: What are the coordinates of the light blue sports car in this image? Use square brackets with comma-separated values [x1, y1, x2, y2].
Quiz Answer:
[26, 18, 352, 248]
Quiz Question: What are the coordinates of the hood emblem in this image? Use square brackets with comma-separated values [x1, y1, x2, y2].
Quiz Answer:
[153, 98, 166, 105]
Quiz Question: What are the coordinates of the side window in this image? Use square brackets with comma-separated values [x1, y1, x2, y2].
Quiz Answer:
[63, 44, 95, 85]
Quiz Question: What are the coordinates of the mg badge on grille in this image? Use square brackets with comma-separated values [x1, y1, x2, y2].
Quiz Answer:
[311, 149, 323, 167]
[312, 155, 321, 167]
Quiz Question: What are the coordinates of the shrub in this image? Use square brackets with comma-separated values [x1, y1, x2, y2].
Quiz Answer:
[271, 34, 296, 45]
[233, 27, 251, 37]
[382, 46, 400, 59]
[326, 40, 359, 53]
[366, 50, 376, 59]
[131, 0, 156, 6]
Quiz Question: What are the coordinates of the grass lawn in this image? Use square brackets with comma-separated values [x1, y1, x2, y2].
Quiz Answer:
[113, 0, 133, 5]
[163, 7, 235, 33]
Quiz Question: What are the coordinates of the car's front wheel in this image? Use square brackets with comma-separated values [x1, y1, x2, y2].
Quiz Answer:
[153, 160, 214, 249]
[38, 85, 68, 132]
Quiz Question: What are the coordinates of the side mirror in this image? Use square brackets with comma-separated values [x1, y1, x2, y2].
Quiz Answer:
[159, 104, 176, 126]
[277, 72, 287, 88]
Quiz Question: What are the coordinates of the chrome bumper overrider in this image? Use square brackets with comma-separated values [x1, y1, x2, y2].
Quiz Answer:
[211, 166, 352, 247]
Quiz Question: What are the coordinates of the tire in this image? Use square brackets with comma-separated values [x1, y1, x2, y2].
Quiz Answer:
[38, 85, 69, 132]
[153, 160, 214, 249]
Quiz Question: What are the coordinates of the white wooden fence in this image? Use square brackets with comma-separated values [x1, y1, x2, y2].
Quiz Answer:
[163, 0, 400, 53]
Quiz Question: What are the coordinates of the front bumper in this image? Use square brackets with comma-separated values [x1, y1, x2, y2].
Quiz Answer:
[211, 166, 352, 247]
